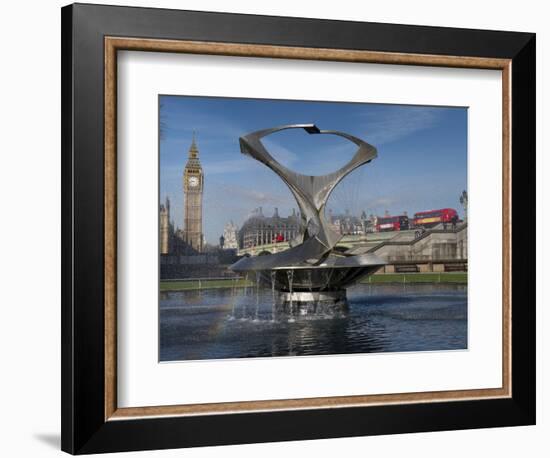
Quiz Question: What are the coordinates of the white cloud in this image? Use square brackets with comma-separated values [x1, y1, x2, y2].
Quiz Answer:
[207, 182, 292, 207]
[261, 138, 299, 166]
[359, 106, 443, 146]
[202, 157, 258, 175]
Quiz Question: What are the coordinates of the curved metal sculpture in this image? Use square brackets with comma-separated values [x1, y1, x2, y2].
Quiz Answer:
[233, 124, 377, 270]
[231, 124, 386, 314]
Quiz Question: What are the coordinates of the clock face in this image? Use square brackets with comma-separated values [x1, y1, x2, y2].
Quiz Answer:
[188, 176, 199, 187]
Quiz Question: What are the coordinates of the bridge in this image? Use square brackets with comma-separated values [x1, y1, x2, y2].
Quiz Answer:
[237, 231, 400, 257]
[237, 224, 468, 273]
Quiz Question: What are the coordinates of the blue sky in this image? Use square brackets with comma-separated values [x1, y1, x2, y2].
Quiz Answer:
[160, 95, 467, 245]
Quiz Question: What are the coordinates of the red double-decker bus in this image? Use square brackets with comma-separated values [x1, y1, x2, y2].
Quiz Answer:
[375, 215, 409, 232]
[413, 208, 458, 228]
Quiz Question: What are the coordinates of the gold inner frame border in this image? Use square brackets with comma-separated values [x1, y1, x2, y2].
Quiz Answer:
[104, 36, 512, 421]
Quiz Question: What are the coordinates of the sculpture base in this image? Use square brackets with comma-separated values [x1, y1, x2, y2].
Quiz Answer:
[277, 290, 348, 316]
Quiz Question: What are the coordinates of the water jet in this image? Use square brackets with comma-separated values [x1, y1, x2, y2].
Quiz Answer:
[231, 124, 386, 316]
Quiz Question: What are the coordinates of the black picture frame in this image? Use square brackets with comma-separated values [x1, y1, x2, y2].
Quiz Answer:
[61, 3, 535, 454]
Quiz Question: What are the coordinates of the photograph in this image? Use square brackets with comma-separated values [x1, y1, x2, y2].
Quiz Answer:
[158, 96, 469, 362]
[50, 1, 536, 455]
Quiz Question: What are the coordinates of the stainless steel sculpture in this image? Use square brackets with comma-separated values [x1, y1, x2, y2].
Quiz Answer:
[231, 124, 386, 315]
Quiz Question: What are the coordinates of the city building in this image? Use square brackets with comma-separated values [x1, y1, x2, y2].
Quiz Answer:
[160, 196, 171, 254]
[222, 221, 239, 249]
[360, 211, 376, 233]
[239, 207, 300, 249]
[159, 135, 205, 256]
[327, 209, 365, 235]
[182, 133, 204, 252]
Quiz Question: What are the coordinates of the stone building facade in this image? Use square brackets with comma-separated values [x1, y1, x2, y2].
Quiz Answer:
[239, 207, 300, 249]
[159, 135, 205, 256]
[160, 197, 171, 254]
[222, 221, 239, 249]
[327, 209, 368, 235]
[368, 224, 468, 264]
[182, 135, 204, 252]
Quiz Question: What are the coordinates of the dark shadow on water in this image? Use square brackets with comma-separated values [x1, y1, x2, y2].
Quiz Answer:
[34, 433, 60, 449]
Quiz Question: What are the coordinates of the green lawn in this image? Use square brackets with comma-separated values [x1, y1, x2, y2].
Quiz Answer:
[160, 272, 466, 291]
[160, 278, 253, 292]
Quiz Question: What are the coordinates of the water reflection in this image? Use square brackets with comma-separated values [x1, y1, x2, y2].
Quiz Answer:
[159, 283, 467, 362]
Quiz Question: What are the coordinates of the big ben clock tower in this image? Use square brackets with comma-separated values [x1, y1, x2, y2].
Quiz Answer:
[183, 133, 204, 252]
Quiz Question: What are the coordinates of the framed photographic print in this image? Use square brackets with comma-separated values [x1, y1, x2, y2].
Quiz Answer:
[61, 3, 536, 454]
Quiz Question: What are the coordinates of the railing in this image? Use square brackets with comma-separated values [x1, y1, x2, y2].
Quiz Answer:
[160, 276, 249, 291]
[162, 276, 244, 282]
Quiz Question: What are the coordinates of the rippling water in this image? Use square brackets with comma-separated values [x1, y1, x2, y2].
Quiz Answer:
[159, 283, 467, 362]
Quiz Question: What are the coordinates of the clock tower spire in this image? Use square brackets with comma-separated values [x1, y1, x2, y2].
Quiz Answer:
[183, 131, 204, 252]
